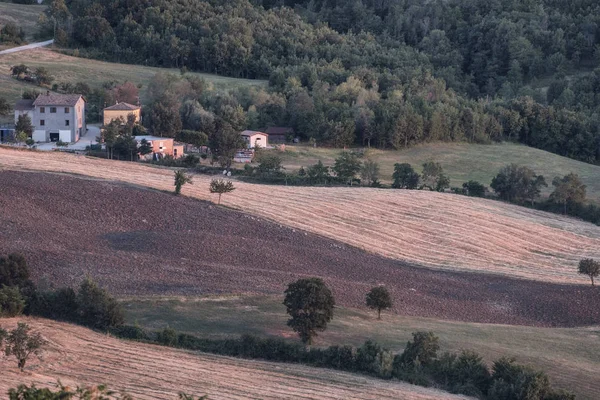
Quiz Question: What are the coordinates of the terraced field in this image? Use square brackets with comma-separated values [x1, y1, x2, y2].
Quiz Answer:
[1, 148, 599, 285]
[0, 318, 470, 400]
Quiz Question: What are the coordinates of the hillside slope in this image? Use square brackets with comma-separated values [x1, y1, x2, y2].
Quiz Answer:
[279, 142, 600, 202]
[1, 148, 599, 285]
[1, 168, 599, 327]
[0, 318, 470, 400]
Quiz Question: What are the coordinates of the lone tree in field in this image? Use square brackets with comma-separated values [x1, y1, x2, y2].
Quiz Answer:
[283, 278, 335, 345]
[209, 179, 235, 204]
[366, 286, 393, 319]
[578, 259, 600, 286]
[1, 323, 46, 372]
[174, 170, 193, 195]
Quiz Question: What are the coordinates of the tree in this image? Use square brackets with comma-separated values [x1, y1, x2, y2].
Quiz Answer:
[15, 115, 33, 138]
[283, 278, 335, 345]
[2, 323, 46, 371]
[491, 164, 547, 205]
[462, 181, 486, 197]
[0, 97, 11, 116]
[366, 286, 392, 319]
[306, 161, 330, 185]
[176, 130, 208, 149]
[76, 278, 124, 331]
[0, 285, 26, 317]
[208, 121, 245, 169]
[333, 152, 361, 186]
[209, 179, 235, 204]
[421, 161, 450, 192]
[174, 170, 193, 195]
[256, 152, 283, 175]
[392, 163, 420, 189]
[0, 253, 31, 288]
[138, 139, 153, 156]
[578, 259, 600, 286]
[34, 67, 54, 86]
[10, 64, 29, 79]
[551, 173, 587, 214]
[394, 331, 439, 370]
[360, 159, 380, 187]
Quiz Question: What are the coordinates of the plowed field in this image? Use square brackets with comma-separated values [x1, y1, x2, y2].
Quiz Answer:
[0, 318, 470, 400]
[1, 148, 599, 284]
[1, 169, 599, 327]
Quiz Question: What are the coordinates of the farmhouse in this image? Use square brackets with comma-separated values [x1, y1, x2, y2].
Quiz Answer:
[103, 102, 141, 126]
[265, 127, 293, 143]
[25, 93, 86, 143]
[135, 135, 184, 159]
[241, 130, 268, 148]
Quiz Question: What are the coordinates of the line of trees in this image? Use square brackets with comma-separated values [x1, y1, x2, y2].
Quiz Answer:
[34, 0, 600, 165]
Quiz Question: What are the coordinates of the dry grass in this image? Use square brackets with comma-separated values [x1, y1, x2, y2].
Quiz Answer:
[279, 142, 600, 202]
[1, 148, 599, 284]
[0, 2, 45, 42]
[0, 47, 267, 108]
[0, 318, 470, 400]
[124, 295, 600, 400]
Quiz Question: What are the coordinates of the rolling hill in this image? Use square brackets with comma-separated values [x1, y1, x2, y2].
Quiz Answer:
[1, 148, 599, 287]
[0, 2, 45, 45]
[278, 142, 600, 203]
[0, 318, 470, 400]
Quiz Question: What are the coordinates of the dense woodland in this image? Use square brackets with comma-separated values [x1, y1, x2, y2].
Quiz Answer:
[41, 0, 600, 163]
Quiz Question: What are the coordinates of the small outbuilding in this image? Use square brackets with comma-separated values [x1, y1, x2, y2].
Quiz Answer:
[240, 130, 268, 148]
[265, 127, 293, 143]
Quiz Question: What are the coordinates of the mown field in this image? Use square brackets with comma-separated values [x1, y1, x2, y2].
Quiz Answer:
[0, 47, 267, 110]
[0, 2, 45, 43]
[1, 148, 599, 285]
[123, 295, 600, 400]
[279, 142, 600, 202]
[0, 318, 470, 400]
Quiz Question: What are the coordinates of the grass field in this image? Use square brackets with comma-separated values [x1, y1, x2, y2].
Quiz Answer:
[0, 47, 267, 112]
[0, 2, 45, 44]
[279, 142, 600, 202]
[0, 318, 470, 400]
[1, 148, 599, 284]
[123, 295, 600, 400]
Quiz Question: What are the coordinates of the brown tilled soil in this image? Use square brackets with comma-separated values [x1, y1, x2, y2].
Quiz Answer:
[0, 318, 471, 400]
[0, 170, 599, 327]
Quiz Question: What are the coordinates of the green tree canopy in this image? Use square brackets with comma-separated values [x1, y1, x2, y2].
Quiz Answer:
[366, 286, 393, 319]
[283, 277, 335, 345]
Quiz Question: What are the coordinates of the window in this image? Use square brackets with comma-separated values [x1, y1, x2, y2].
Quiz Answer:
[174, 149, 178, 157]
[50, 107, 56, 113]
[64, 107, 70, 113]
[39, 107, 45, 113]
[65, 120, 70, 126]
[40, 120, 45, 126]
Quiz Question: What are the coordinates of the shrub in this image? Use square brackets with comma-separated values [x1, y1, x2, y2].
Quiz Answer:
[28, 287, 78, 321]
[396, 331, 440, 369]
[448, 350, 491, 396]
[0, 286, 26, 317]
[392, 163, 419, 189]
[0, 253, 31, 288]
[111, 324, 150, 341]
[76, 278, 124, 331]
[322, 345, 355, 371]
[462, 180, 486, 197]
[157, 327, 179, 346]
[355, 340, 393, 378]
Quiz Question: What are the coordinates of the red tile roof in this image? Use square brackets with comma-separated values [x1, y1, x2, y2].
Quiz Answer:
[104, 102, 140, 111]
[33, 93, 83, 107]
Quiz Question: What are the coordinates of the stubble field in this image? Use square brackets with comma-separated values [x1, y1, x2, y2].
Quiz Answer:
[1, 148, 599, 285]
[0, 318, 471, 400]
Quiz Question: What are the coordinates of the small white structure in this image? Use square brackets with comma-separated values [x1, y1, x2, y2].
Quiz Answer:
[240, 130, 268, 149]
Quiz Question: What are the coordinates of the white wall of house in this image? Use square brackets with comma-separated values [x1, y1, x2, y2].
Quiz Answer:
[32, 98, 86, 143]
[59, 130, 71, 142]
[244, 133, 268, 148]
[32, 130, 46, 142]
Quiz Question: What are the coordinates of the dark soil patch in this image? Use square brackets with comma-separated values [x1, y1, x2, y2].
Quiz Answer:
[0, 170, 599, 327]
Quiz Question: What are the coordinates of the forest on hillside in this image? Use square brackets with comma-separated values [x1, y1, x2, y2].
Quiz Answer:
[42, 0, 600, 163]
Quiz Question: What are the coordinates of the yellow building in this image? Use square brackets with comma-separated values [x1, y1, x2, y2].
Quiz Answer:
[103, 102, 141, 126]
